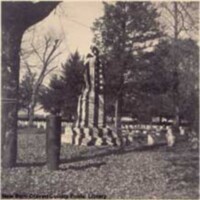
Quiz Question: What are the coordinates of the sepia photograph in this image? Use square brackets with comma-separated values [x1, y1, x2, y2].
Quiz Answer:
[1, 1, 199, 199]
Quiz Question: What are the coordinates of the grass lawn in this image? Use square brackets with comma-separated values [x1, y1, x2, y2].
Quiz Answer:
[1, 128, 199, 199]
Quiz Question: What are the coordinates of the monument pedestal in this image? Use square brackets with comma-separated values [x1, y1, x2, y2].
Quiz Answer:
[61, 127, 121, 146]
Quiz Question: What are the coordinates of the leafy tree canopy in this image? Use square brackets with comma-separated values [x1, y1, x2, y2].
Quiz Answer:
[123, 38, 199, 125]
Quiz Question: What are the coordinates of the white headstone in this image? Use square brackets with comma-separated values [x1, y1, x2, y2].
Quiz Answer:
[166, 127, 175, 147]
[179, 126, 185, 135]
[147, 134, 155, 146]
[61, 127, 73, 144]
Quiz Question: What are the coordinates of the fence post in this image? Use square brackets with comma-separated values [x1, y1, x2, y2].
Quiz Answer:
[46, 114, 61, 170]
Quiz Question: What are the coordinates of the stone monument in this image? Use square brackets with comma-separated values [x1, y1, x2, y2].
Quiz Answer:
[61, 46, 120, 146]
[76, 46, 105, 128]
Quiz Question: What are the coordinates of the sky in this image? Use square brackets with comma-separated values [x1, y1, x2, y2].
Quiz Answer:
[20, 1, 104, 82]
[58, 2, 104, 54]
[20, 1, 199, 83]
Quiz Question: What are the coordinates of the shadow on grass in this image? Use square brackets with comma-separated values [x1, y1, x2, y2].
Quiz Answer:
[16, 162, 46, 167]
[16, 143, 167, 169]
[60, 143, 167, 165]
[60, 161, 106, 171]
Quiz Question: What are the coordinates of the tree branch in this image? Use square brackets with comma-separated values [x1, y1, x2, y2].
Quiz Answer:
[45, 40, 61, 65]
[31, 43, 44, 63]
[179, 2, 198, 30]
[43, 36, 52, 61]
[176, 6, 191, 36]
[45, 39, 62, 65]
[47, 51, 62, 65]
[161, 3, 175, 19]
[44, 66, 58, 77]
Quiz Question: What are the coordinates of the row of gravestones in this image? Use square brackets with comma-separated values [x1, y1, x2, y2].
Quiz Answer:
[121, 125, 188, 147]
[44, 115, 197, 170]
[62, 124, 188, 147]
[18, 120, 47, 129]
[18, 118, 197, 150]
[122, 125, 198, 150]
[18, 118, 187, 135]
[18, 118, 191, 148]
[18, 120, 73, 130]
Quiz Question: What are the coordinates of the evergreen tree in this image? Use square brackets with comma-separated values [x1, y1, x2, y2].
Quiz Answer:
[124, 38, 199, 128]
[39, 51, 84, 120]
[39, 75, 64, 115]
[92, 2, 161, 129]
[19, 70, 36, 115]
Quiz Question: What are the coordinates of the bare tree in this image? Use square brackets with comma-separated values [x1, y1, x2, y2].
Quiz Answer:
[21, 36, 62, 126]
[2, 1, 60, 168]
[159, 2, 199, 40]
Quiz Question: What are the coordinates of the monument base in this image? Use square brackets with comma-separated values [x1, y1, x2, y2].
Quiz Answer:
[61, 126, 138, 146]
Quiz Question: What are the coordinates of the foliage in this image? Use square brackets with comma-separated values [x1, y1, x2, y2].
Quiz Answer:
[175, 39, 199, 131]
[93, 2, 161, 57]
[39, 75, 64, 115]
[19, 70, 36, 114]
[92, 2, 161, 89]
[18, 64, 52, 117]
[92, 2, 162, 122]
[92, 2, 198, 129]
[153, 39, 199, 126]
[60, 51, 85, 118]
[123, 38, 199, 125]
[39, 51, 84, 118]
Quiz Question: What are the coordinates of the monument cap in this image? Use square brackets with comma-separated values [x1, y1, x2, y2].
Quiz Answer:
[90, 45, 99, 56]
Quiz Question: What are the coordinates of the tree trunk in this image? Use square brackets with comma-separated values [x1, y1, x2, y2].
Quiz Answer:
[174, 104, 180, 127]
[115, 95, 123, 146]
[172, 2, 180, 130]
[1, 27, 24, 168]
[1, 1, 60, 168]
[28, 103, 35, 127]
[27, 107, 30, 118]
[28, 90, 37, 127]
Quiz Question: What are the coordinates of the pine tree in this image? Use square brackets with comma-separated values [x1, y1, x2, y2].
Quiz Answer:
[60, 51, 85, 119]
[19, 70, 36, 115]
[39, 51, 84, 120]
[92, 2, 161, 133]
